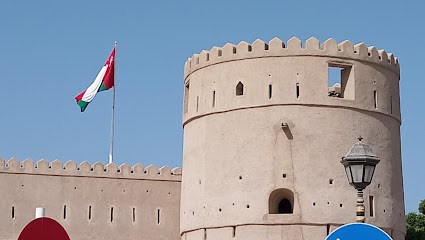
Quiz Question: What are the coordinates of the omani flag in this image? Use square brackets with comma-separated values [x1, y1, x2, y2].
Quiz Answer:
[75, 48, 115, 112]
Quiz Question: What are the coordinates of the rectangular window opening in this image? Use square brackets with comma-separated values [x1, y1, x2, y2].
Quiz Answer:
[183, 82, 190, 114]
[326, 224, 330, 235]
[12, 206, 14, 219]
[88, 206, 91, 220]
[157, 209, 161, 224]
[212, 91, 216, 107]
[296, 83, 300, 98]
[110, 207, 114, 222]
[328, 64, 354, 99]
[269, 84, 272, 99]
[196, 96, 199, 112]
[63, 205, 67, 219]
[132, 208, 136, 222]
[232, 226, 236, 238]
[369, 196, 375, 217]
[204, 228, 207, 240]
[390, 95, 393, 114]
[374, 90, 378, 109]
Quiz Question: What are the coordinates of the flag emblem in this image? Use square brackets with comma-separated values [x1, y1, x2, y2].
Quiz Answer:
[75, 48, 115, 112]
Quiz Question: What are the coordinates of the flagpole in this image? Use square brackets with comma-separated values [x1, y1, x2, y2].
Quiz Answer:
[109, 41, 117, 164]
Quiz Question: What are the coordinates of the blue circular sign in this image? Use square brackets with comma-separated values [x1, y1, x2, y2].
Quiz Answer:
[326, 223, 392, 240]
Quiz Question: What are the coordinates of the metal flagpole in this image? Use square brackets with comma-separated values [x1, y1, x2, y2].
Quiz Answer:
[109, 41, 117, 164]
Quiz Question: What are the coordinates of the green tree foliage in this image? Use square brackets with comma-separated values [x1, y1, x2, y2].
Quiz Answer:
[419, 200, 425, 215]
[406, 200, 425, 240]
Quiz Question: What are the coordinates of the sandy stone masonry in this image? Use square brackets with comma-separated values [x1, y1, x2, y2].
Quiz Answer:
[184, 37, 400, 80]
[0, 157, 181, 240]
[180, 37, 404, 240]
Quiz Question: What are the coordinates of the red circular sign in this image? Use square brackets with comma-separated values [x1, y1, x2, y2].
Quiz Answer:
[18, 217, 70, 240]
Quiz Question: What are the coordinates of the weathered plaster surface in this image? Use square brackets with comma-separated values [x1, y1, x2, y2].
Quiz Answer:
[181, 37, 404, 240]
[0, 159, 181, 240]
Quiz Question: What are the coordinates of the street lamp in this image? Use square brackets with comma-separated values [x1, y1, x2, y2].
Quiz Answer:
[341, 137, 380, 223]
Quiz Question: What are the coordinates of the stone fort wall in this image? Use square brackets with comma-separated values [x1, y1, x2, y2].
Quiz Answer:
[0, 157, 181, 240]
[180, 37, 404, 240]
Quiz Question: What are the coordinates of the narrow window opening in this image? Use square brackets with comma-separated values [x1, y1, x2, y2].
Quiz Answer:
[265, 43, 269, 50]
[374, 90, 378, 109]
[110, 207, 114, 222]
[63, 205, 67, 219]
[340, 203, 343, 208]
[196, 58, 199, 65]
[196, 96, 199, 112]
[88, 206, 92, 220]
[369, 196, 375, 217]
[12, 206, 14, 219]
[132, 208, 136, 222]
[328, 64, 354, 99]
[282, 174, 287, 178]
[329, 179, 334, 185]
[313, 202, 316, 206]
[236, 82, 244, 96]
[390, 95, 393, 114]
[212, 91, 216, 107]
[157, 209, 160, 224]
[233, 47, 236, 54]
[326, 224, 330, 235]
[248, 45, 252, 52]
[183, 82, 190, 114]
[232, 226, 236, 238]
[218, 50, 222, 57]
[268, 84, 272, 99]
[296, 83, 300, 98]
[206, 53, 209, 61]
[204, 229, 207, 240]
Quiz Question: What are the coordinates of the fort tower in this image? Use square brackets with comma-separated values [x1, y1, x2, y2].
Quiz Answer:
[180, 37, 404, 240]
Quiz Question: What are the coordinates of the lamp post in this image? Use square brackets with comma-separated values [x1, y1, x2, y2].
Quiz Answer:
[341, 137, 380, 223]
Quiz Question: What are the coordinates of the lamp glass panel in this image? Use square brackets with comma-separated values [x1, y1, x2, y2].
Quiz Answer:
[351, 164, 364, 183]
[364, 165, 375, 183]
[345, 166, 353, 183]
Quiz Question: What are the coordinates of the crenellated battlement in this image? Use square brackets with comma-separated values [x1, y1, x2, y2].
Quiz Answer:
[184, 37, 400, 80]
[0, 157, 182, 181]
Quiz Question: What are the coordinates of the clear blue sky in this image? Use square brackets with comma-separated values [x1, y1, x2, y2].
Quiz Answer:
[0, 1, 423, 213]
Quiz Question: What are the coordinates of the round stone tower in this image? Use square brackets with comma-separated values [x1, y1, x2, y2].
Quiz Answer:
[180, 37, 404, 240]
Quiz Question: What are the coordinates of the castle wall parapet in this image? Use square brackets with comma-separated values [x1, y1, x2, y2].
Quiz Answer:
[0, 157, 181, 181]
[184, 37, 400, 80]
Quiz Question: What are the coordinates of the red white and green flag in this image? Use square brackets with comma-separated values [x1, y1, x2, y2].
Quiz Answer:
[75, 47, 115, 112]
